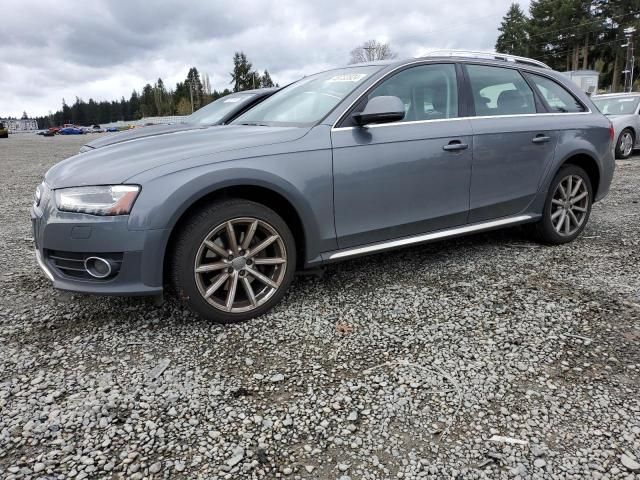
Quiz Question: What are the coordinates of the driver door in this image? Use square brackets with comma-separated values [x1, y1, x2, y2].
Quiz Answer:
[331, 63, 473, 249]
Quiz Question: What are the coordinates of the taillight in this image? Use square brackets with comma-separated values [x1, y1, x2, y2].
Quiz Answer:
[609, 123, 615, 143]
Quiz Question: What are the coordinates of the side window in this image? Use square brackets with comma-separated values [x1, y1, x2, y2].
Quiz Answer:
[526, 73, 586, 113]
[466, 64, 536, 116]
[365, 64, 458, 122]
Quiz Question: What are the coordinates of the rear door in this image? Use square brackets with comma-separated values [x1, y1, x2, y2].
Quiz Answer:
[464, 64, 558, 222]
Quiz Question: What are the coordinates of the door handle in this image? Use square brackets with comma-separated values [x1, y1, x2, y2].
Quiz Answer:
[532, 134, 551, 144]
[442, 140, 469, 151]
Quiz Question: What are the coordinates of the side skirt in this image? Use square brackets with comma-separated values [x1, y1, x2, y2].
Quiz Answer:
[322, 214, 537, 262]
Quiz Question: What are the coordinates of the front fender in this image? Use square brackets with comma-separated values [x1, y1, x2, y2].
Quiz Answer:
[127, 151, 336, 268]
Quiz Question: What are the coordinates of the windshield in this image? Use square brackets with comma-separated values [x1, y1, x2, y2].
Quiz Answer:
[232, 66, 381, 127]
[186, 93, 256, 125]
[593, 96, 640, 115]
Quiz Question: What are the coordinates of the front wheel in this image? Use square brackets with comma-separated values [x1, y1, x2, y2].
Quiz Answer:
[171, 199, 296, 323]
[532, 165, 592, 244]
[616, 128, 635, 159]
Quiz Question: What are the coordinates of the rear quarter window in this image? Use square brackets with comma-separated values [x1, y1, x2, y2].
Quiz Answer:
[525, 73, 586, 113]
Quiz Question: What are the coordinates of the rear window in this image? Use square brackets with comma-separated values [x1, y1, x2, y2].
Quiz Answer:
[526, 73, 586, 113]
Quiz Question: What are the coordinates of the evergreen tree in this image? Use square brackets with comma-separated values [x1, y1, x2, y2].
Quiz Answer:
[495, 3, 530, 56]
[186, 67, 204, 110]
[154, 78, 167, 115]
[129, 90, 141, 119]
[140, 84, 156, 117]
[230, 52, 255, 92]
[261, 70, 275, 88]
[61, 99, 72, 124]
[528, 0, 595, 71]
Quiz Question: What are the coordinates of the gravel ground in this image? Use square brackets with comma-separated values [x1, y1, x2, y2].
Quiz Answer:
[1, 133, 639, 480]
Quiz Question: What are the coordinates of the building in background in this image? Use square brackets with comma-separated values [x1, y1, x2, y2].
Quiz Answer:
[562, 70, 600, 95]
[0, 117, 38, 133]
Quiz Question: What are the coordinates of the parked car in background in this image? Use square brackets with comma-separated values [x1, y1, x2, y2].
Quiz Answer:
[58, 127, 84, 135]
[79, 87, 279, 152]
[0, 122, 8, 138]
[32, 52, 614, 323]
[592, 92, 640, 159]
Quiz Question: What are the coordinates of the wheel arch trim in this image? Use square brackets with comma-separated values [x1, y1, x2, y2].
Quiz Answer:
[141, 168, 323, 284]
[542, 148, 602, 201]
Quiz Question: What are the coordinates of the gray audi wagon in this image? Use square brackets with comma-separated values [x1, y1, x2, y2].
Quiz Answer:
[32, 51, 615, 323]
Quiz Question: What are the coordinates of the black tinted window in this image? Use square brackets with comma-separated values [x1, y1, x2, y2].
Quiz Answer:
[367, 64, 458, 122]
[466, 64, 536, 116]
[527, 74, 586, 113]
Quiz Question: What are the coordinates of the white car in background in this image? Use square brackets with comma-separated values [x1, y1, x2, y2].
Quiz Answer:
[592, 93, 640, 159]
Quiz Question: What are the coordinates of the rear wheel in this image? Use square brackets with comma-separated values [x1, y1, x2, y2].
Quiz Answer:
[532, 165, 592, 244]
[616, 128, 635, 159]
[171, 199, 296, 323]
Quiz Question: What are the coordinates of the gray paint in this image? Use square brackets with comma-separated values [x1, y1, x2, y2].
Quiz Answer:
[32, 56, 615, 296]
[593, 93, 640, 149]
[332, 118, 473, 248]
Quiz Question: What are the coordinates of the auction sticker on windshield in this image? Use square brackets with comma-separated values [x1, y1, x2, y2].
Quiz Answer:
[327, 74, 368, 83]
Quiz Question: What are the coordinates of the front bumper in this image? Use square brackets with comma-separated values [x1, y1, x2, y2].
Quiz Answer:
[31, 186, 166, 296]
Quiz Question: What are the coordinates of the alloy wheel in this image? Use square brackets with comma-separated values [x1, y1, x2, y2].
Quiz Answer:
[550, 174, 589, 236]
[194, 217, 287, 313]
[620, 131, 634, 157]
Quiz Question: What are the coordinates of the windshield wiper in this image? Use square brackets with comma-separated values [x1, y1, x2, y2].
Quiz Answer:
[238, 122, 268, 126]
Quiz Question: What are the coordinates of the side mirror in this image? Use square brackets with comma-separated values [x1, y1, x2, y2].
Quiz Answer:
[352, 96, 405, 126]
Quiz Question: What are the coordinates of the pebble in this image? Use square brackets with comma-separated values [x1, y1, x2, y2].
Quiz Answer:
[621, 454, 640, 472]
[1, 138, 639, 480]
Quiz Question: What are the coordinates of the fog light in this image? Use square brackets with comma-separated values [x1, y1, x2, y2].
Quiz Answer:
[84, 256, 114, 279]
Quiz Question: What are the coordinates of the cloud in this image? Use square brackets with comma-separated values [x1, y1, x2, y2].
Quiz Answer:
[0, 0, 529, 117]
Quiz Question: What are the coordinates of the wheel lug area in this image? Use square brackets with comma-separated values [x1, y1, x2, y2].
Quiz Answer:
[227, 267, 234, 273]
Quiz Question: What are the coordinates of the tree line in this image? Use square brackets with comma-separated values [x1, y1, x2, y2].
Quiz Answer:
[496, 0, 640, 91]
[36, 52, 276, 129]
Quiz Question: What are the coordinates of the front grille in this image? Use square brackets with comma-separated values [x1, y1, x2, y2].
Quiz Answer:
[45, 250, 123, 280]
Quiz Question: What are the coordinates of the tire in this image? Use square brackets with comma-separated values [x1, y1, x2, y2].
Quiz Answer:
[171, 199, 296, 323]
[616, 128, 635, 159]
[532, 165, 593, 245]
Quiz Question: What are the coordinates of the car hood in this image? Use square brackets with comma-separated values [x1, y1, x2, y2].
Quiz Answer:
[45, 125, 309, 189]
[84, 123, 205, 149]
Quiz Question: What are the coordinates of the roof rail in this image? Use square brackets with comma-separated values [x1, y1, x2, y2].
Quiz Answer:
[422, 50, 552, 69]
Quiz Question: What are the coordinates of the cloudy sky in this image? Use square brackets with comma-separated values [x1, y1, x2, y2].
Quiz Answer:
[1, 0, 530, 118]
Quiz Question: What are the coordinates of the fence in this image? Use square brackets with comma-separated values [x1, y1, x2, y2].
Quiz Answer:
[101, 116, 188, 128]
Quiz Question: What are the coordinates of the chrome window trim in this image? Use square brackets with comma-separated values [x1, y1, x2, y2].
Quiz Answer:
[327, 215, 535, 260]
[331, 59, 592, 131]
[331, 110, 592, 132]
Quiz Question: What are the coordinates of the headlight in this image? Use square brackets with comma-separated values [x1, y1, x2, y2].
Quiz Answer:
[55, 185, 140, 215]
[34, 183, 43, 207]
